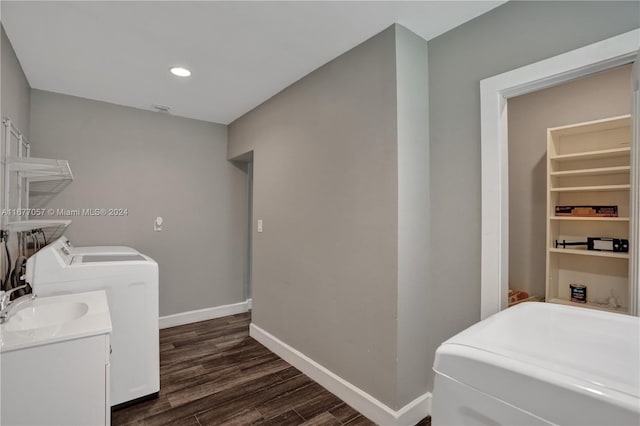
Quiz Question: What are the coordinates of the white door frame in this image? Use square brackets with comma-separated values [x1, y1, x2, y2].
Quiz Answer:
[480, 29, 640, 320]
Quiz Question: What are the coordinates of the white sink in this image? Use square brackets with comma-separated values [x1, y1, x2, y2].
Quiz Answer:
[0, 291, 112, 353]
[4, 301, 89, 332]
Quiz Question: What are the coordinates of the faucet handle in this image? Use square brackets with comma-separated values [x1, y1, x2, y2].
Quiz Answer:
[2, 285, 28, 301]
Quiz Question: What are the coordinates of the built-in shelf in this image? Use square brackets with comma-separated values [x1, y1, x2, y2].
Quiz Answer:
[548, 298, 627, 314]
[550, 165, 630, 177]
[550, 216, 629, 222]
[550, 184, 630, 192]
[549, 247, 629, 259]
[6, 157, 73, 182]
[549, 147, 630, 162]
[548, 115, 631, 134]
[545, 115, 632, 315]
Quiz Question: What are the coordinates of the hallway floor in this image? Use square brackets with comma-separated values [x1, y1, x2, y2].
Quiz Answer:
[112, 312, 431, 426]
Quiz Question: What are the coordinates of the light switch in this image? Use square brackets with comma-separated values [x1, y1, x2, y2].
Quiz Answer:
[257, 219, 263, 233]
[154, 216, 163, 232]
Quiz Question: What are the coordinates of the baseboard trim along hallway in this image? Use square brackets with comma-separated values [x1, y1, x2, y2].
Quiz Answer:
[158, 299, 252, 329]
[250, 323, 431, 426]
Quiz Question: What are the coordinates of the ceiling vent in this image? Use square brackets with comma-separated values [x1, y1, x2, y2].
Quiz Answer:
[152, 104, 171, 113]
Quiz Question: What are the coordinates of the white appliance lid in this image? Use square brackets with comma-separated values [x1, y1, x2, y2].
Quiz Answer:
[76, 254, 147, 263]
[439, 302, 640, 399]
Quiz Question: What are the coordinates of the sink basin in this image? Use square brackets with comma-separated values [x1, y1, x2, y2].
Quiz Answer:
[4, 301, 89, 332]
[0, 291, 111, 353]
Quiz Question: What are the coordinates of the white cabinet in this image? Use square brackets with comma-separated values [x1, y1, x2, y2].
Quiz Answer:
[0, 291, 112, 426]
[0, 333, 111, 426]
[0, 335, 110, 426]
[545, 115, 632, 313]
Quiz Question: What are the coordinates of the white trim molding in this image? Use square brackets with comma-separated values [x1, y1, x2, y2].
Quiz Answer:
[250, 323, 431, 426]
[480, 29, 640, 320]
[630, 52, 640, 316]
[159, 299, 251, 329]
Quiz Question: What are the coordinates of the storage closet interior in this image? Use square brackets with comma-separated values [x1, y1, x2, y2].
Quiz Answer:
[506, 64, 632, 310]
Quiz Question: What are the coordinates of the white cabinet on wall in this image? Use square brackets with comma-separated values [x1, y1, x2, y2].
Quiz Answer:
[545, 115, 632, 314]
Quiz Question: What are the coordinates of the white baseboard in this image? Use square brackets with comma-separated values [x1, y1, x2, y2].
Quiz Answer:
[159, 299, 251, 329]
[250, 323, 431, 426]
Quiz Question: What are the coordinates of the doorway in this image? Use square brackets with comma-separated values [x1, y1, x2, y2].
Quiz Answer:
[507, 65, 632, 309]
[480, 29, 640, 319]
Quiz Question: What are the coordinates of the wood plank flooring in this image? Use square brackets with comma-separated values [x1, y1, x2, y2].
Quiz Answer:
[112, 312, 431, 426]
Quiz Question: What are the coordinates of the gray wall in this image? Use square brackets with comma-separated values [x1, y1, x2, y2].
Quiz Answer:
[508, 65, 632, 297]
[395, 25, 430, 407]
[427, 0, 639, 390]
[29, 90, 248, 316]
[1, 24, 31, 275]
[229, 26, 402, 408]
[1, 26, 29, 140]
[229, 23, 431, 411]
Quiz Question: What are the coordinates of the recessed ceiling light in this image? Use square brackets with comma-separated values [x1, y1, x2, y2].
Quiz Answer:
[170, 67, 191, 77]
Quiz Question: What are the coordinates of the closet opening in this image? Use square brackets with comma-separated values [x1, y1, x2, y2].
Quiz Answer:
[479, 29, 640, 319]
[507, 65, 632, 313]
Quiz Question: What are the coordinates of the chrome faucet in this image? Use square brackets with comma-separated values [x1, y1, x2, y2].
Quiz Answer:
[0, 284, 32, 323]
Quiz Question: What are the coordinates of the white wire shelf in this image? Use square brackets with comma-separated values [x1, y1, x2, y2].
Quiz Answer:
[6, 156, 73, 182]
[6, 220, 72, 243]
[7, 220, 71, 233]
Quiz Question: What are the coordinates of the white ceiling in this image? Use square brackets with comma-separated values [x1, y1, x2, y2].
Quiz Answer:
[2, 1, 505, 124]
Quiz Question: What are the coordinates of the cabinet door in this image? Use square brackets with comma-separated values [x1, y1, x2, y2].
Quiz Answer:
[1, 334, 110, 426]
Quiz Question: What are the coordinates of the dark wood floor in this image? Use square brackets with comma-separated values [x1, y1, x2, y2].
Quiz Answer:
[112, 312, 431, 426]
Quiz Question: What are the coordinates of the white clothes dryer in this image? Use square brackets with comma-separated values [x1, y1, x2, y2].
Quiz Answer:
[432, 302, 640, 425]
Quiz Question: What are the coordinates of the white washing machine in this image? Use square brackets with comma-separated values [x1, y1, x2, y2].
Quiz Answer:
[432, 302, 640, 425]
[56, 235, 139, 256]
[25, 241, 159, 408]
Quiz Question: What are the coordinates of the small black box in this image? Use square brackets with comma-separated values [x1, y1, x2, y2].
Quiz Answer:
[587, 237, 629, 252]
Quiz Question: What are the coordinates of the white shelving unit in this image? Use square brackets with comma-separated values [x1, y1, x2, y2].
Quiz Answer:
[2, 118, 74, 246]
[6, 156, 74, 210]
[6, 156, 73, 181]
[6, 220, 72, 243]
[545, 115, 632, 314]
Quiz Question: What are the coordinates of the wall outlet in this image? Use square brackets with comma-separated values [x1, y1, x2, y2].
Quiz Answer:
[257, 219, 263, 233]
